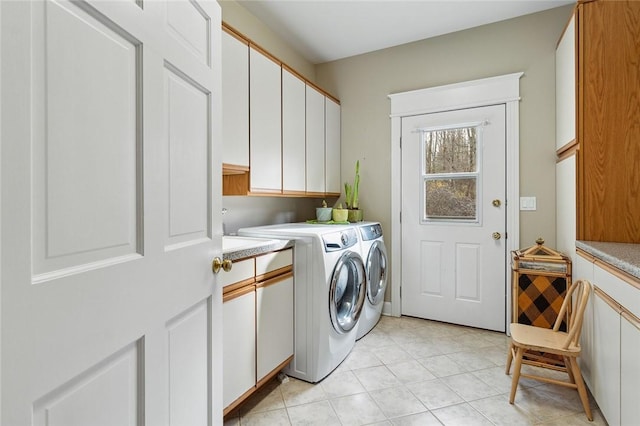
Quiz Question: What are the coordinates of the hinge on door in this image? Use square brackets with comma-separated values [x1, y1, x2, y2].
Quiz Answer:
[400, 211, 402, 223]
[400, 286, 402, 299]
[400, 136, 402, 149]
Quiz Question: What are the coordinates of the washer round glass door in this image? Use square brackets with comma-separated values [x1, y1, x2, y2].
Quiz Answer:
[366, 240, 388, 305]
[329, 251, 366, 334]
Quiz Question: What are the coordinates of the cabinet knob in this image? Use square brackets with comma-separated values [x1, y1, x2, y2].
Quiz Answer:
[212, 257, 233, 274]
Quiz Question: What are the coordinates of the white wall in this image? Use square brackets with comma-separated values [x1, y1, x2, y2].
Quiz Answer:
[222, 196, 321, 235]
[316, 6, 574, 301]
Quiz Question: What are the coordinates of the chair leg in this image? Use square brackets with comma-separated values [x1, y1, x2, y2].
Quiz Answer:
[568, 357, 593, 421]
[509, 347, 525, 404]
[563, 356, 576, 384]
[505, 342, 514, 375]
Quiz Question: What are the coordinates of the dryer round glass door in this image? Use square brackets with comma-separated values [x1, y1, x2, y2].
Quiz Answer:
[329, 251, 366, 334]
[366, 240, 388, 305]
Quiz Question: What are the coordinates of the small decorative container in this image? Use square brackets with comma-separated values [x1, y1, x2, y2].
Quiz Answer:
[332, 208, 348, 222]
[347, 209, 363, 222]
[316, 207, 332, 222]
[511, 238, 572, 331]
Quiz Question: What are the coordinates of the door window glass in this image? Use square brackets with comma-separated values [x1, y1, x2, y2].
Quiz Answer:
[421, 125, 481, 222]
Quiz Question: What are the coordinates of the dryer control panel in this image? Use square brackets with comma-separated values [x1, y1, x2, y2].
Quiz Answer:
[322, 228, 358, 252]
[360, 223, 383, 241]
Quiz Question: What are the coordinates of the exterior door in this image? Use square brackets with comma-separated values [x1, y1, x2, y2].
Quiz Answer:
[401, 104, 506, 332]
[1, 1, 223, 425]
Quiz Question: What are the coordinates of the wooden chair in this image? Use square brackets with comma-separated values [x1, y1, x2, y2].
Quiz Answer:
[505, 279, 593, 421]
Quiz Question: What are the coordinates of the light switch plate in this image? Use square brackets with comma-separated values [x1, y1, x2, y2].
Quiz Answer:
[520, 196, 537, 211]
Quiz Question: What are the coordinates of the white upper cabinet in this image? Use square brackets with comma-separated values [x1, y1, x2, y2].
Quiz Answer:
[306, 85, 325, 194]
[250, 47, 282, 193]
[222, 29, 249, 167]
[282, 68, 306, 193]
[556, 14, 576, 150]
[325, 98, 341, 194]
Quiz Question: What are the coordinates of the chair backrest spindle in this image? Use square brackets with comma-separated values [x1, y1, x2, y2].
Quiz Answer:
[555, 279, 591, 349]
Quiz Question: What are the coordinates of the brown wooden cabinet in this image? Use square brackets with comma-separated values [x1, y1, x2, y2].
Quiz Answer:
[576, 0, 640, 243]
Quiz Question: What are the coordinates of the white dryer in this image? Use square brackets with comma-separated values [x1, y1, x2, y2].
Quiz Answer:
[355, 222, 388, 340]
[238, 223, 366, 383]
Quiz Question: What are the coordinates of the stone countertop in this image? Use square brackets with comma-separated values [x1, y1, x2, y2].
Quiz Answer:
[222, 236, 294, 261]
[576, 240, 640, 280]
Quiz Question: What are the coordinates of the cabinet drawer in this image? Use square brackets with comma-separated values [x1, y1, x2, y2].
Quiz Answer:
[594, 263, 640, 319]
[221, 258, 255, 288]
[256, 249, 293, 277]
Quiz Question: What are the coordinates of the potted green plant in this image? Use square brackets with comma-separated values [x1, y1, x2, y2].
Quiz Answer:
[316, 199, 332, 222]
[344, 160, 364, 222]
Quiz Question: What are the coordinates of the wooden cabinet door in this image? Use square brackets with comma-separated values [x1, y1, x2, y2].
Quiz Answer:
[282, 68, 306, 193]
[578, 0, 640, 242]
[325, 98, 341, 195]
[223, 289, 256, 408]
[306, 85, 325, 194]
[222, 30, 249, 167]
[256, 275, 294, 382]
[250, 47, 282, 193]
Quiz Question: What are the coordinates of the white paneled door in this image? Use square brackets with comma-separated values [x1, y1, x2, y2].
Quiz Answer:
[401, 105, 506, 332]
[1, 1, 223, 425]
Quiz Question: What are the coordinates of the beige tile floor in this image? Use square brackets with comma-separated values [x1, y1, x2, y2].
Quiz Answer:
[224, 316, 608, 426]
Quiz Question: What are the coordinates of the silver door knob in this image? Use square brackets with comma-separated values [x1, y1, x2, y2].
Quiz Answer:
[492, 232, 501, 240]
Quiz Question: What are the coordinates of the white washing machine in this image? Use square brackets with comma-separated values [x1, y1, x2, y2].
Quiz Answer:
[355, 222, 388, 340]
[238, 223, 366, 383]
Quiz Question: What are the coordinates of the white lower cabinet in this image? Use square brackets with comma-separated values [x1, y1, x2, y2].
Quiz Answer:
[222, 249, 293, 415]
[592, 291, 621, 426]
[620, 313, 640, 426]
[223, 289, 256, 408]
[257, 275, 294, 381]
[577, 250, 640, 426]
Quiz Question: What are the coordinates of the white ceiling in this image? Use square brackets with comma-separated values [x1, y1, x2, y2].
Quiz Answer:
[236, 0, 574, 64]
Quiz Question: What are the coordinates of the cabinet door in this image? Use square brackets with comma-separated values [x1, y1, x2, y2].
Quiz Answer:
[592, 291, 621, 426]
[325, 98, 341, 194]
[256, 275, 294, 382]
[222, 30, 249, 167]
[555, 14, 575, 150]
[306, 85, 325, 194]
[282, 68, 306, 193]
[621, 312, 640, 426]
[556, 155, 576, 262]
[575, 253, 595, 388]
[250, 47, 282, 193]
[223, 290, 256, 408]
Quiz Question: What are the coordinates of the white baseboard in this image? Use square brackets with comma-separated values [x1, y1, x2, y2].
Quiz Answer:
[382, 301, 399, 317]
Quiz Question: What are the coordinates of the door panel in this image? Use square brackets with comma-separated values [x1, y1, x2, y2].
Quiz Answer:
[401, 105, 506, 332]
[33, 0, 140, 278]
[167, 299, 210, 426]
[1, 1, 223, 424]
[165, 65, 210, 247]
[32, 341, 141, 426]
